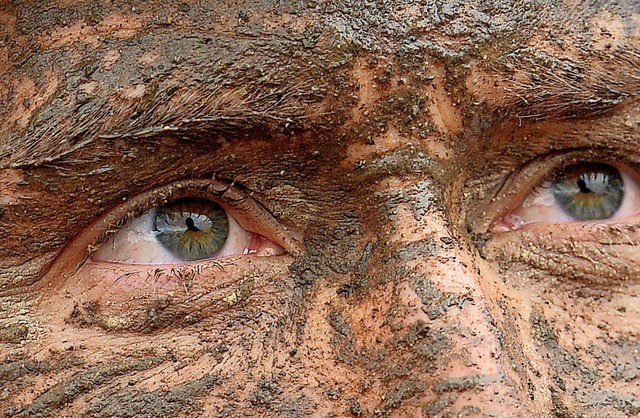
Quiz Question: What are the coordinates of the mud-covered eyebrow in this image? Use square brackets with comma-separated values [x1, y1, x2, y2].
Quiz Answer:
[1, 83, 311, 169]
[494, 49, 640, 121]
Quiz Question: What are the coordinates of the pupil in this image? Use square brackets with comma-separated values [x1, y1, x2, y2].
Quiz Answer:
[576, 178, 591, 194]
[185, 217, 199, 232]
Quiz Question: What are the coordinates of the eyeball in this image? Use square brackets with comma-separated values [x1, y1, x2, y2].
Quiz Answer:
[492, 162, 640, 231]
[93, 197, 283, 265]
[549, 163, 624, 220]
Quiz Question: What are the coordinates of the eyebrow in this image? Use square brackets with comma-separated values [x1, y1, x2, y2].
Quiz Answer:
[493, 49, 640, 121]
[1, 79, 319, 169]
[98, 81, 316, 140]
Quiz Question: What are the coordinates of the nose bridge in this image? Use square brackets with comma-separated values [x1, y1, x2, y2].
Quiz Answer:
[365, 173, 533, 415]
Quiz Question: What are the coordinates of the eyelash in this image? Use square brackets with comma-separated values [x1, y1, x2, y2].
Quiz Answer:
[89, 182, 238, 255]
[43, 178, 301, 282]
[468, 148, 640, 234]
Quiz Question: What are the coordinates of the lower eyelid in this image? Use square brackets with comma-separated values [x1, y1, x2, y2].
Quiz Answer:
[483, 222, 640, 286]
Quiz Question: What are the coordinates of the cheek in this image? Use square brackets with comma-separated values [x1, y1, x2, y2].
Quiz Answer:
[538, 285, 640, 345]
[10, 268, 314, 415]
[531, 281, 640, 377]
[489, 262, 640, 415]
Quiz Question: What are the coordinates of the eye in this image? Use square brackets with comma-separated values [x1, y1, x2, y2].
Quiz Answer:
[43, 178, 301, 280]
[38, 179, 301, 331]
[550, 163, 623, 220]
[491, 161, 640, 232]
[93, 197, 282, 265]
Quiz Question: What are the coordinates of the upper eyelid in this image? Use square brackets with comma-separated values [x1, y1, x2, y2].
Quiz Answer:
[38, 178, 302, 292]
[466, 148, 640, 233]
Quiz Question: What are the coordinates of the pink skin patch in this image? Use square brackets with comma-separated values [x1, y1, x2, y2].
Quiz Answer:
[491, 214, 525, 232]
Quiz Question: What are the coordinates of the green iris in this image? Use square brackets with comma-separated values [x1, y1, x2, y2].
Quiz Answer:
[551, 163, 624, 221]
[154, 198, 229, 261]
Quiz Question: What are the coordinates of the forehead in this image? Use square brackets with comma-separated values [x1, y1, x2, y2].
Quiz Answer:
[5, 0, 635, 54]
[0, 0, 638, 168]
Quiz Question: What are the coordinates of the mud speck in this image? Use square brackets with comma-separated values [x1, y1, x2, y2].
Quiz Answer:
[350, 399, 364, 416]
[0, 323, 28, 344]
[249, 378, 282, 407]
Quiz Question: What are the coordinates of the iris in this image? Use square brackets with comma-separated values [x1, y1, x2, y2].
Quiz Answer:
[551, 163, 624, 221]
[154, 198, 229, 260]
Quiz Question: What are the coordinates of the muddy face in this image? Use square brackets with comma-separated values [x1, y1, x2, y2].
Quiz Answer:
[1, 1, 639, 417]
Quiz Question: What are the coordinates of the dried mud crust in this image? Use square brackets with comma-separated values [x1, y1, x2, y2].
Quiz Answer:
[1, 1, 639, 417]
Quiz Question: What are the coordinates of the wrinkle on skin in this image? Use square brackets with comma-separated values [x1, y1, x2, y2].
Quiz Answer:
[1, 1, 640, 417]
[424, 63, 463, 136]
[378, 176, 534, 412]
[1, 0, 635, 167]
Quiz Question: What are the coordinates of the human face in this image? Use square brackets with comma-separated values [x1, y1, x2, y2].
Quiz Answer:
[1, 1, 639, 416]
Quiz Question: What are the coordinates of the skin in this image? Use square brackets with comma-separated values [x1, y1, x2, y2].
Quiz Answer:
[1, 0, 639, 416]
